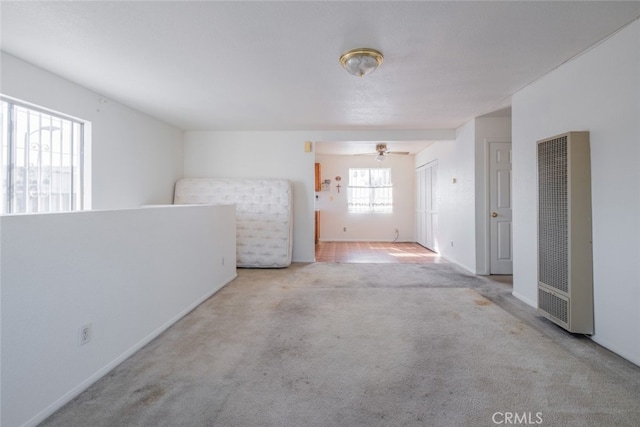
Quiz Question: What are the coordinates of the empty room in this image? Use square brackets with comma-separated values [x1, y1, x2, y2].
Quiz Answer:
[1, 1, 639, 426]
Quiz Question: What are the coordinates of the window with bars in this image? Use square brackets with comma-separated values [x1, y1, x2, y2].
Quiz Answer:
[1, 97, 86, 214]
[347, 168, 393, 213]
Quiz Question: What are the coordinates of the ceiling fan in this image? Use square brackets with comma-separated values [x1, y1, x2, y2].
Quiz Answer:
[358, 143, 410, 162]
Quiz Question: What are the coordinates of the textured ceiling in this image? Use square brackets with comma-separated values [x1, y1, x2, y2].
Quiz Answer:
[1, 1, 639, 141]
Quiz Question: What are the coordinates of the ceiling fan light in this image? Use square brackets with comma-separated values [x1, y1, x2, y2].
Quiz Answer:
[340, 48, 384, 77]
[376, 153, 386, 162]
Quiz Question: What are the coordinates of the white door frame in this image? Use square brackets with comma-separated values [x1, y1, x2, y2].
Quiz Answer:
[483, 138, 512, 274]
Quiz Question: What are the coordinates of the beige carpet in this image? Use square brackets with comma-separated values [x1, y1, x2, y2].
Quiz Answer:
[41, 263, 640, 426]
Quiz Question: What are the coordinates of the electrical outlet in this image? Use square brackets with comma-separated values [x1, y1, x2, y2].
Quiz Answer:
[79, 323, 92, 346]
[343, 227, 347, 232]
[450, 241, 454, 247]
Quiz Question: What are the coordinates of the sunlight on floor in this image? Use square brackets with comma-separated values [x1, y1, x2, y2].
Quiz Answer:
[315, 242, 446, 264]
[388, 252, 434, 258]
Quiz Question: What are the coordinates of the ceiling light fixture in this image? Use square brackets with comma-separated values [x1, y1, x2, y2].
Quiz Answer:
[340, 48, 384, 77]
[376, 143, 387, 161]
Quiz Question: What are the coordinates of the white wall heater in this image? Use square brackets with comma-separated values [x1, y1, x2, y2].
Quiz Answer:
[537, 131, 594, 334]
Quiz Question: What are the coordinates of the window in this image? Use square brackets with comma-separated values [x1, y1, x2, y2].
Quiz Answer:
[347, 168, 393, 213]
[1, 97, 86, 214]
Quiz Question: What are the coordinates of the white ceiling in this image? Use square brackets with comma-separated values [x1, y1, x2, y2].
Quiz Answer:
[1, 1, 639, 154]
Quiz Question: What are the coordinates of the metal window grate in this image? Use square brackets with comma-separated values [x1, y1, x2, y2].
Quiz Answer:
[537, 136, 568, 293]
[1, 98, 84, 214]
[347, 168, 393, 213]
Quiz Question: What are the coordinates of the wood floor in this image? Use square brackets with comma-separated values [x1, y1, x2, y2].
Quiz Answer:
[315, 241, 445, 264]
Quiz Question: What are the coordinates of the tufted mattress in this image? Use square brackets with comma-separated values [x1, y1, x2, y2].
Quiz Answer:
[173, 178, 293, 268]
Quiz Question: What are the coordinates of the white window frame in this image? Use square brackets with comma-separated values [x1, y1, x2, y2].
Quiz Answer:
[347, 168, 393, 213]
[1, 96, 91, 214]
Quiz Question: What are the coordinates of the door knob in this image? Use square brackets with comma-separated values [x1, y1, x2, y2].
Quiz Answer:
[491, 212, 498, 218]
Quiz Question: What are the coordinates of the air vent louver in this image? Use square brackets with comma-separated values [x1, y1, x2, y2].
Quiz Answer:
[536, 132, 593, 334]
[538, 136, 569, 293]
[538, 287, 568, 325]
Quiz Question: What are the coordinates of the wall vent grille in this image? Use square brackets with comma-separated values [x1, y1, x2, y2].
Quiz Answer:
[538, 287, 569, 325]
[536, 132, 593, 334]
[538, 136, 568, 293]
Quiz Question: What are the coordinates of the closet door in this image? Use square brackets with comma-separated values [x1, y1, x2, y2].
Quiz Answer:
[416, 167, 426, 246]
[416, 160, 438, 251]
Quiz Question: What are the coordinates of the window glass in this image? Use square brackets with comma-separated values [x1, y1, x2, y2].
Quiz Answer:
[347, 168, 393, 213]
[1, 97, 85, 214]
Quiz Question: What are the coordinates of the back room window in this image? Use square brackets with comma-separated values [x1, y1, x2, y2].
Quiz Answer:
[1, 97, 87, 214]
[347, 168, 393, 213]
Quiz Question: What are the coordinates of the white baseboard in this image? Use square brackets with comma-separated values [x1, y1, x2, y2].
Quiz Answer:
[512, 290, 536, 308]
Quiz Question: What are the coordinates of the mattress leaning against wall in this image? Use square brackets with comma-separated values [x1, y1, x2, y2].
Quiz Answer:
[174, 178, 293, 268]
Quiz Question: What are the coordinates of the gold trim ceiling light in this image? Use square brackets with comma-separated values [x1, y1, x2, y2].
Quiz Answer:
[340, 48, 384, 77]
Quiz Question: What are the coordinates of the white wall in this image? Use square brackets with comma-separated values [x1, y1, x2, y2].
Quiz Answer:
[1, 205, 237, 427]
[415, 122, 477, 272]
[512, 20, 640, 365]
[414, 117, 511, 274]
[183, 131, 456, 263]
[0, 53, 212, 426]
[315, 154, 415, 242]
[0, 52, 184, 209]
[184, 131, 317, 263]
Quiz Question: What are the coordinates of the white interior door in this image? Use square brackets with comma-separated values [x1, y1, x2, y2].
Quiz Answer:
[416, 166, 425, 247]
[489, 142, 513, 274]
[416, 160, 438, 252]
